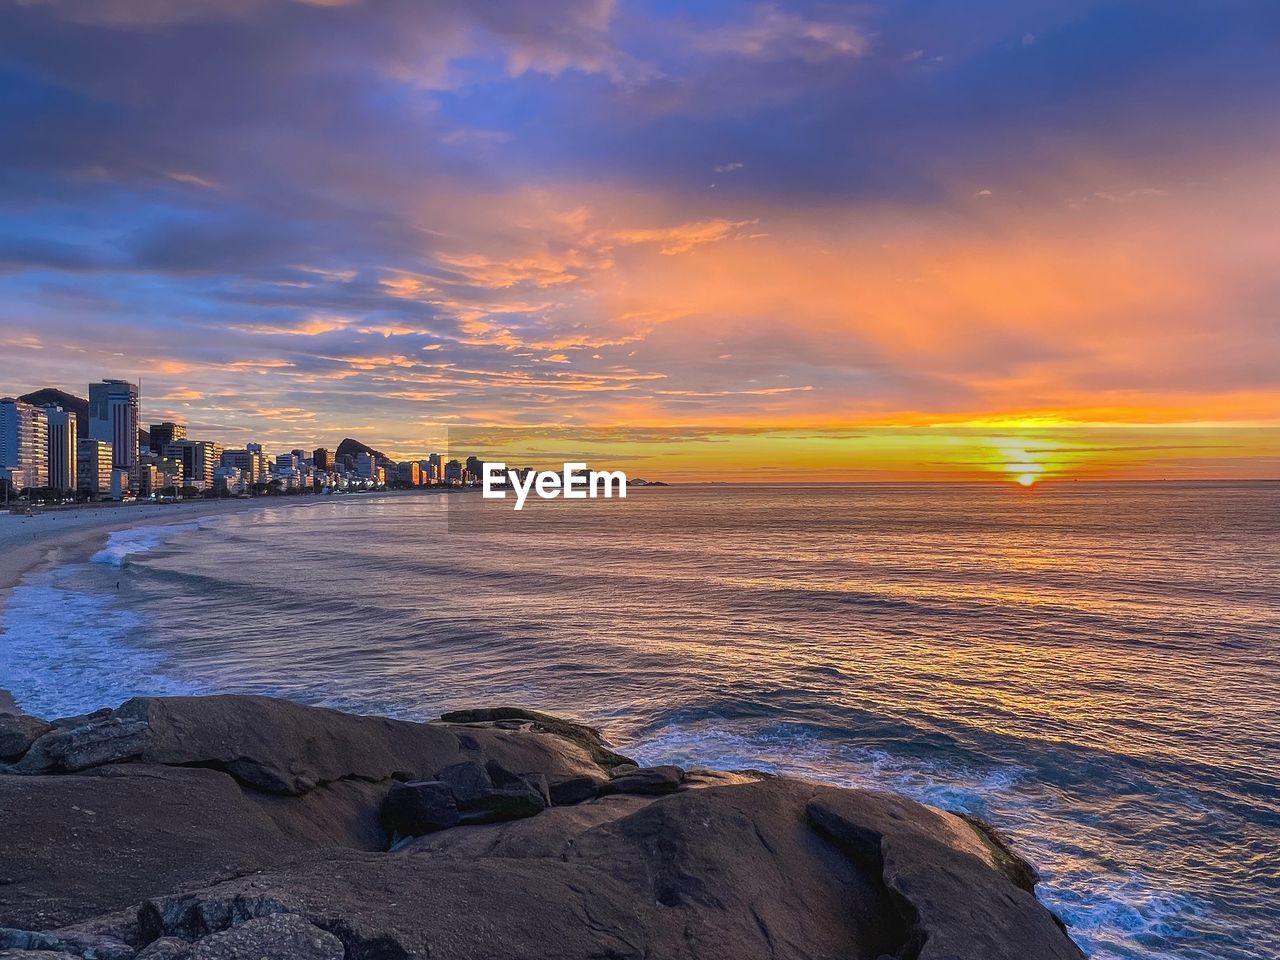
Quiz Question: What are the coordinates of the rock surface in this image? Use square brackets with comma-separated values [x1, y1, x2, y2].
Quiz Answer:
[0, 764, 301, 930]
[380, 779, 460, 836]
[600, 763, 685, 795]
[0, 694, 1085, 960]
[0, 713, 50, 762]
[137, 915, 344, 960]
[16, 695, 611, 794]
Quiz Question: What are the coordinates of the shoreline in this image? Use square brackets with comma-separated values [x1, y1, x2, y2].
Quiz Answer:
[0, 496, 327, 611]
[0, 488, 456, 613]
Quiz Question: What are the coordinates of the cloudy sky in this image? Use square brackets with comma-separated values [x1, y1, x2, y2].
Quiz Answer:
[1, 0, 1277, 479]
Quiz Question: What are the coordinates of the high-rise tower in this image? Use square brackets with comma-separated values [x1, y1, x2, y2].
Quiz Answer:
[89, 379, 140, 484]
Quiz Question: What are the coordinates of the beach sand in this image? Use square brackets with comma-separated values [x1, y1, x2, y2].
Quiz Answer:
[0, 498, 312, 606]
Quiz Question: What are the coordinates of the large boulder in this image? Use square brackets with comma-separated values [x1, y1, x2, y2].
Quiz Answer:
[808, 789, 1083, 960]
[0, 926, 133, 960]
[17, 696, 616, 794]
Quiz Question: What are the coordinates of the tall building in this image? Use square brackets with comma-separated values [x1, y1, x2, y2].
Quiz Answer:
[76, 439, 112, 495]
[45, 406, 78, 491]
[313, 447, 333, 471]
[149, 421, 186, 455]
[465, 455, 483, 483]
[444, 459, 463, 484]
[164, 440, 222, 490]
[396, 461, 421, 486]
[356, 452, 376, 479]
[0, 398, 49, 489]
[427, 452, 442, 484]
[89, 379, 140, 483]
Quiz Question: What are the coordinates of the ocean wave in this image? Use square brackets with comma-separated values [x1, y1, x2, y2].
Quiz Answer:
[91, 516, 227, 568]
[627, 718, 1026, 809]
[0, 569, 204, 718]
[1047, 871, 1216, 960]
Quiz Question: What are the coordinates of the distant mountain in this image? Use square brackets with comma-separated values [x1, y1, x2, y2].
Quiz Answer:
[18, 388, 87, 434]
[336, 437, 391, 463]
[18, 387, 85, 410]
[17, 387, 149, 451]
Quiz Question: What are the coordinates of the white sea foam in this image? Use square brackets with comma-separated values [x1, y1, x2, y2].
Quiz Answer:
[0, 568, 203, 718]
[1047, 871, 1213, 960]
[91, 516, 226, 568]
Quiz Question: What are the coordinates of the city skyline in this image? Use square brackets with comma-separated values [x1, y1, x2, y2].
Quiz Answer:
[1, 2, 1278, 481]
[1, 379, 474, 496]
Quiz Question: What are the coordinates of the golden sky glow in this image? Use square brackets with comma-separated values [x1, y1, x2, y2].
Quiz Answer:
[1, 1, 1277, 480]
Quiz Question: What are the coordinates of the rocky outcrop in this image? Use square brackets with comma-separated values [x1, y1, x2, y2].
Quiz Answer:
[808, 790, 1083, 959]
[0, 714, 50, 762]
[16, 696, 612, 794]
[0, 694, 1085, 960]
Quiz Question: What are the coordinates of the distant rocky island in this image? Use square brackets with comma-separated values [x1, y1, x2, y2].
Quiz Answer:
[0, 693, 1083, 960]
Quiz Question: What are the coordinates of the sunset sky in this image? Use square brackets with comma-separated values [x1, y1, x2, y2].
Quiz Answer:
[1, 0, 1277, 480]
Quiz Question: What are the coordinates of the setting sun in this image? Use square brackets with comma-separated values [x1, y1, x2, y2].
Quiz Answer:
[1016, 473, 1038, 487]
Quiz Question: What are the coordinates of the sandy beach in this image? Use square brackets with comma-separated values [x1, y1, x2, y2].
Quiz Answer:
[0, 498, 313, 607]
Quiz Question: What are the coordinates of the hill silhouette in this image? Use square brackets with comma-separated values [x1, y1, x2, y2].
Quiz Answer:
[336, 437, 391, 463]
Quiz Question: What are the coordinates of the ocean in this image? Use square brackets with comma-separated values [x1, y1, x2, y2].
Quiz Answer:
[1, 483, 1277, 960]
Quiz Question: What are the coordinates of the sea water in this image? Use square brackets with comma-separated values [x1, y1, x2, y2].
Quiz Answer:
[1, 483, 1276, 960]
